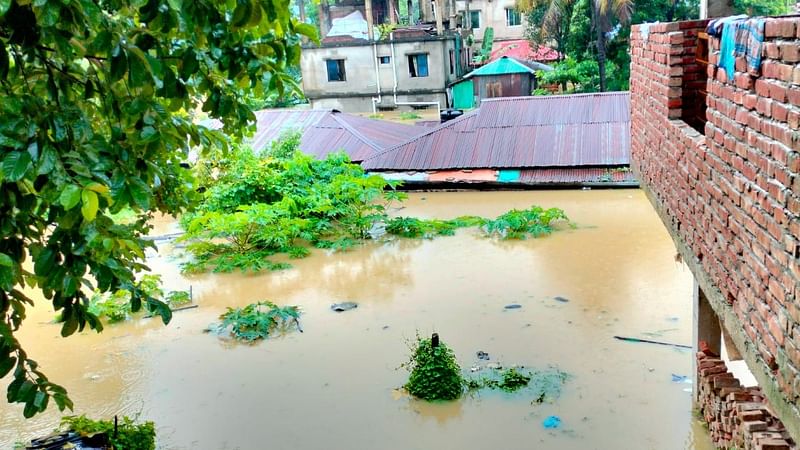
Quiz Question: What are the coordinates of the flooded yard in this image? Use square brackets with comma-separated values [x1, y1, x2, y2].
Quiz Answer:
[1, 189, 713, 449]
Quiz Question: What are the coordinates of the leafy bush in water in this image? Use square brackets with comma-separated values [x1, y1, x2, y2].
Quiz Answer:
[61, 415, 155, 450]
[482, 206, 569, 239]
[385, 216, 485, 238]
[62, 274, 190, 323]
[467, 366, 569, 401]
[403, 335, 464, 401]
[214, 301, 301, 342]
[182, 135, 405, 273]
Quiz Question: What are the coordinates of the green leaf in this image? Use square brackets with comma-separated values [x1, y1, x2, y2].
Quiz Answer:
[0, 356, 15, 378]
[59, 185, 82, 210]
[2, 152, 32, 182]
[128, 181, 151, 209]
[0, 41, 8, 81]
[60, 316, 78, 337]
[0, 0, 10, 16]
[0, 253, 12, 267]
[80, 190, 99, 221]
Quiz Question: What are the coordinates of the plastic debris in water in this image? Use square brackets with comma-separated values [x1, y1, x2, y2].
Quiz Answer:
[504, 304, 522, 309]
[553, 296, 570, 303]
[543, 416, 561, 429]
[671, 374, 693, 384]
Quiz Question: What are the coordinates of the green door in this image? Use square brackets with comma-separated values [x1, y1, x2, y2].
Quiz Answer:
[453, 79, 474, 110]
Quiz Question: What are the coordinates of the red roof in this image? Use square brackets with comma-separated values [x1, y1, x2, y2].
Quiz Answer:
[361, 92, 631, 170]
[490, 40, 561, 63]
[245, 109, 423, 162]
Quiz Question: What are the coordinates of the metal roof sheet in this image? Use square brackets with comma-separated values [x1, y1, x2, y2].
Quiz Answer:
[362, 92, 631, 170]
[490, 40, 562, 62]
[235, 109, 423, 162]
[464, 57, 549, 79]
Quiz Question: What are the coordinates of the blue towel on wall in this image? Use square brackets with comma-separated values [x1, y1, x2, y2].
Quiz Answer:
[719, 21, 737, 80]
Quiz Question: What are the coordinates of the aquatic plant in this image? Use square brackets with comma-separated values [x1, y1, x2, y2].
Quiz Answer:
[467, 366, 569, 401]
[213, 301, 302, 342]
[61, 415, 156, 450]
[482, 206, 570, 239]
[165, 291, 192, 308]
[403, 334, 465, 401]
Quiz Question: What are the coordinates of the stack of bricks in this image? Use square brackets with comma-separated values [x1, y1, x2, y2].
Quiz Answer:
[631, 15, 800, 434]
[697, 351, 794, 449]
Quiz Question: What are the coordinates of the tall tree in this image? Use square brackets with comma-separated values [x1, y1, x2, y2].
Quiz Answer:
[0, 0, 316, 418]
[519, 0, 576, 62]
[590, 0, 631, 91]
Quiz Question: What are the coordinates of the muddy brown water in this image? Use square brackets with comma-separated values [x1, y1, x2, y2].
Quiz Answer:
[1, 190, 713, 450]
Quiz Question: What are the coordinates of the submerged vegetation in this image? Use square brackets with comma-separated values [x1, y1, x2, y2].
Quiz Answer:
[61, 415, 156, 450]
[181, 134, 406, 273]
[182, 135, 571, 274]
[403, 334, 465, 401]
[210, 301, 302, 342]
[56, 275, 190, 325]
[402, 334, 569, 402]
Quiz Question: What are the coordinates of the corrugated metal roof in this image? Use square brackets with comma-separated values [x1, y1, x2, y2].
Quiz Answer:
[233, 109, 423, 162]
[464, 57, 549, 79]
[490, 40, 562, 62]
[361, 92, 631, 170]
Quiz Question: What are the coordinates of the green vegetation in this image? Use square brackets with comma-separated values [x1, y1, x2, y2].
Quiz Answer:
[181, 136, 405, 273]
[0, 0, 315, 415]
[482, 206, 570, 239]
[211, 301, 302, 342]
[523, 0, 700, 92]
[734, 0, 791, 15]
[61, 415, 156, 450]
[468, 366, 569, 401]
[58, 274, 191, 324]
[403, 335, 465, 401]
[399, 111, 422, 120]
[385, 216, 484, 238]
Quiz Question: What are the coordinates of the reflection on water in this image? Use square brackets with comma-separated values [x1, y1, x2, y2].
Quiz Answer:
[1, 190, 714, 450]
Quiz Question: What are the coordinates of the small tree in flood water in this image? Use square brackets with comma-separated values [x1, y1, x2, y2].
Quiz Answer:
[403, 334, 465, 401]
[210, 301, 302, 342]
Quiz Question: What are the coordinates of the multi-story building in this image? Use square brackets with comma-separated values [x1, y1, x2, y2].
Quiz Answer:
[455, 0, 526, 42]
[300, 0, 470, 112]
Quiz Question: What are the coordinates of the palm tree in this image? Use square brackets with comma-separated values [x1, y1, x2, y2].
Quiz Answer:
[592, 0, 632, 91]
[516, 0, 575, 61]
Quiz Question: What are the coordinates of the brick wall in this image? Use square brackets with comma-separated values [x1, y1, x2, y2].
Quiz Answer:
[697, 350, 794, 449]
[630, 18, 800, 439]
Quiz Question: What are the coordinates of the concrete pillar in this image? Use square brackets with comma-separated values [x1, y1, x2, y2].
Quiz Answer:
[434, 0, 444, 34]
[366, 0, 375, 40]
[420, 0, 433, 23]
[693, 280, 721, 403]
[701, 0, 736, 19]
[389, 0, 397, 24]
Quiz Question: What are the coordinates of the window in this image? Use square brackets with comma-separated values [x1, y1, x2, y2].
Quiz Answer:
[326, 59, 346, 82]
[378, 56, 391, 64]
[449, 49, 455, 75]
[505, 8, 521, 26]
[469, 10, 480, 29]
[408, 54, 429, 77]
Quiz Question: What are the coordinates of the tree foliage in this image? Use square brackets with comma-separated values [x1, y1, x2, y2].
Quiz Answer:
[0, 0, 316, 417]
[733, 0, 790, 16]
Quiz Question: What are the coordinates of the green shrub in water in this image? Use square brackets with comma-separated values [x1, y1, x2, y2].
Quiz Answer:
[214, 301, 302, 341]
[61, 415, 155, 450]
[482, 206, 569, 240]
[403, 334, 464, 401]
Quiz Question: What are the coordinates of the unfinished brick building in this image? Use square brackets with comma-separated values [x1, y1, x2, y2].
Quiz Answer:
[630, 16, 800, 449]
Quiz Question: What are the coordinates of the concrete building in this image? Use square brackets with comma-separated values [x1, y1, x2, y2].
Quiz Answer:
[300, 29, 466, 112]
[455, 0, 526, 42]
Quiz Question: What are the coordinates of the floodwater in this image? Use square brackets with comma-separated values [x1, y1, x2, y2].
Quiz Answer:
[1, 189, 714, 450]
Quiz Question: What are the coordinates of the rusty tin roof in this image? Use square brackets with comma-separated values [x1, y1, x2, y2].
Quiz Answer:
[361, 92, 631, 170]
